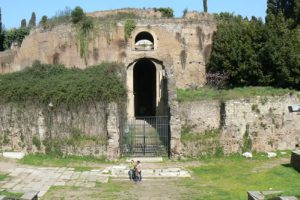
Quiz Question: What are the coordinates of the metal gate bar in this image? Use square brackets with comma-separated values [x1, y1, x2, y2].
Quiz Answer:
[120, 116, 169, 157]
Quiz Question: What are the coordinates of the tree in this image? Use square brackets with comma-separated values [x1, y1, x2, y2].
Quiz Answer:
[21, 19, 27, 28]
[29, 12, 36, 29]
[39, 15, 48, 29]
[208, 13, 266, 87]
[0, 8, 2, 33]
[0, 8, 3, 51]
[203, 0, 208, 13]
[71, 6, 85, 24]
[266, 0, 300, 27]
[261, 11, 300, 89]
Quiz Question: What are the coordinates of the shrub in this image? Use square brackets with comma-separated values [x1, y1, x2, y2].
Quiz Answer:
[124, 19, 136, 40]
[39, 15, 49, 30]
[3, 28, 29, 49]
[0, 62, 127, 105]
[71, 6, 85, 24]
[154, 7, 174, 18]
[32, 135, 41, 150]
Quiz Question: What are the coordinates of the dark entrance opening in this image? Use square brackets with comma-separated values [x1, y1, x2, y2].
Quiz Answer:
[134, 59, 156, 117]
[135, 32, 154, 44]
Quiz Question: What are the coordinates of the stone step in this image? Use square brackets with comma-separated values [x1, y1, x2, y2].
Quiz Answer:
[125, 157, 163, 162]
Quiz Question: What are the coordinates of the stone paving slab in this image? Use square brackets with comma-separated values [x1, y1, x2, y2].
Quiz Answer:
[0, 164, 190, 198]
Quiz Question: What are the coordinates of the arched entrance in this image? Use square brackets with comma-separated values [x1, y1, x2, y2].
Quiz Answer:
[133, 59, 156, 117]
[121, 58, 170, 157]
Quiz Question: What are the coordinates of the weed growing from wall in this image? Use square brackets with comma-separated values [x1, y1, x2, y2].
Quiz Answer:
[242, 124, 252, 152]
[124, 19, 136, 41]
[32, 135, 41, 150]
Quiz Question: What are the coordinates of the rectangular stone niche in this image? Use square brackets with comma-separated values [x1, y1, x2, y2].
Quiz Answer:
[291, 150, 300, 172]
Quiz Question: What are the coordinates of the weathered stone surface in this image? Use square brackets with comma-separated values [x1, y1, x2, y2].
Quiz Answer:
[179, 94, 300, 155]
[222, 95, 300, 153]
[0, 102, 108, 156]
[291, 150, 300, 172]
[179, 100, 221, 133]
[106, 103, 120, 160]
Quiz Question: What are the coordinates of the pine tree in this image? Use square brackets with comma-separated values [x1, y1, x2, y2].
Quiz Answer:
[21, 19, 27, 29]
[203, 0, 208, 13]
[29, 12, 36, 29]
[40, 15, 48, 29]
[0, 8, 2, 33]
[0, 8, 3, 51]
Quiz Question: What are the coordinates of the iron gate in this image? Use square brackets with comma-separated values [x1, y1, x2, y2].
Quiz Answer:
[120, 116, 170, 157]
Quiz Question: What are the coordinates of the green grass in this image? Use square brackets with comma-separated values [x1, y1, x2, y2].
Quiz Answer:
[19, 153, 111, 168]
[0, 173, 8, 181]
[179, 154, 300, 200]
[0, 190, 23, 198]
[41, 179, 133, 200]
[177, 86, 296, 102]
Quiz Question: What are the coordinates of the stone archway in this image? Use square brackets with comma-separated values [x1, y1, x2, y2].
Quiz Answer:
[126, 58, 168, 118]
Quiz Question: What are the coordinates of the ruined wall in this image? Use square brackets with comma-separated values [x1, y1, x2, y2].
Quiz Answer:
[179, 94, 300, 155]
[179, 100, 221, 133]
[0, 102, 122, 158]
[87, 8, 163, 18]
[0, 15, 216, 89]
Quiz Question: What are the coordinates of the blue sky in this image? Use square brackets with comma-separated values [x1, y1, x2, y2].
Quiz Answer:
[1, 0, 267, 29]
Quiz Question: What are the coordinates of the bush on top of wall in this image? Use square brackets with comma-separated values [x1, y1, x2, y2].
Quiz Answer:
[0, 62, 127, 105]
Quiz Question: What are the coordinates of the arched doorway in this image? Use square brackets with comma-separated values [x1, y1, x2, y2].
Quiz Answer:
[133, 58, 156, 117]
[134, 32, 154, 51]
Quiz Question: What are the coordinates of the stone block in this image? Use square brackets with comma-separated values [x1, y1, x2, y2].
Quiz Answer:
[279, 197, 298, 200]
[247, 191, 264, 200]
[291, 150, 300, 172]
[248, 191, 284, 200]
[20, 190, 39, 200]
[2, 152, 25, 159]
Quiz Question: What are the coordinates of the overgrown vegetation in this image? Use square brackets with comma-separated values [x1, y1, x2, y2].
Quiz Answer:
[208, 0, 300, 90]
[177, 86, 295, 102]
[32, 135, 42, 150]
[39, 7, 72, 30]
[154, 7, 174, 18]
[124, 19, 136, 41]
[1, 28, 30, 50]
[0, 62, 126, 105]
